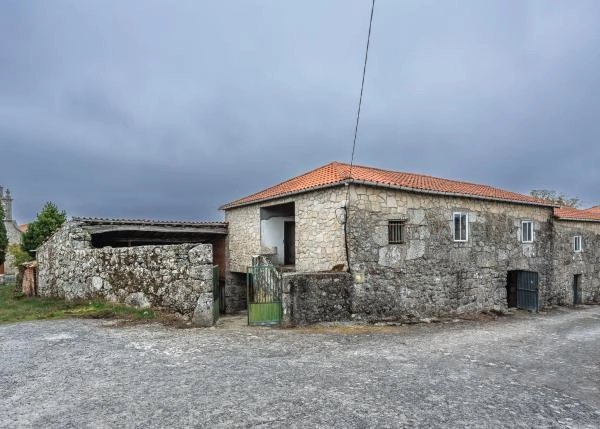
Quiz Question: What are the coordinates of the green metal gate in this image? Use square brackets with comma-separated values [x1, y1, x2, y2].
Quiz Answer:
[213, 265, 220, 324]
[517, 270, 538, 312]
[247, 264, 282, 325]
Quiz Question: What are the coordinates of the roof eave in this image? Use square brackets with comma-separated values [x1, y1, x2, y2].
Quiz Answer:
[219, 182, 347, 210]
[71, 217, 228, 227]
[553, 216, 600, 223]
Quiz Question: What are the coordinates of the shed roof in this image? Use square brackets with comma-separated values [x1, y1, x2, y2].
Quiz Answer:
[73, 217, 227, 228]
[70, 217, 228, 247]
[220, 161, 555, 210]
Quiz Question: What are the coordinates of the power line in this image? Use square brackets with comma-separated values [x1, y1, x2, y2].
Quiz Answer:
[343, 0, 375, 273]
[348, 0, 376, 177]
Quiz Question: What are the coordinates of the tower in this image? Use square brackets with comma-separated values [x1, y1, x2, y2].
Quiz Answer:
[0, 187, 13, 221]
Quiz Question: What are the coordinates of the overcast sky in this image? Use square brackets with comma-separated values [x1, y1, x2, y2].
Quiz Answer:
[1, 0, 599, 223]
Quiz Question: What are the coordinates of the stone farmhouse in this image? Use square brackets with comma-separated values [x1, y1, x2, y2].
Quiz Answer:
[221, 162, 600, 324]
[35, 161, 599, 326]
[1, 186, 24, 276]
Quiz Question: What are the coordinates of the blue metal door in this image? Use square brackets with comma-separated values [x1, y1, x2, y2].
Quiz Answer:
[517, 271, 538, 312]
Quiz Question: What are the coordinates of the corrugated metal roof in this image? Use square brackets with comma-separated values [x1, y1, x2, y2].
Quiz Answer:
[72, 217, 227, 227]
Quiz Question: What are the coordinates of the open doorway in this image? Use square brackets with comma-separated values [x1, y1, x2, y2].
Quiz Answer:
[260, 202, 295, 267]
[573, 274, 582, 305]
[506, 271, 518, 308]
[284, 221, 295, 265]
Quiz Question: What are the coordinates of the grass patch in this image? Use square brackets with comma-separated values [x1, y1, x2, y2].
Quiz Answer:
[0, 284, 155, 325]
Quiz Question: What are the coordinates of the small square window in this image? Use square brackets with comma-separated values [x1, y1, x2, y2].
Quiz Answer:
[388, 220, 406, 244]
[574, 236, 583, 252]
[453, 212, 468, 241]
[521, 220, 533, 243]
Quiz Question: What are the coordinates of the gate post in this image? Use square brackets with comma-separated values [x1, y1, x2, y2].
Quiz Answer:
[192, 292, 214, 327]
[280, 273, 293, 328]
[189, 245, 215, 327]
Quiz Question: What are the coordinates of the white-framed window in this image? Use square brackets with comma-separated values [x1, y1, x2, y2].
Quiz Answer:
[388, 220, 406, 244]
[574, 236, 583, 252]
[453, 212, 468, 242]
[521, 220, 533, 243]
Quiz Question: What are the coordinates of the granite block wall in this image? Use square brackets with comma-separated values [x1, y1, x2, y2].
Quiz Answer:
[36, 221, 215, 326]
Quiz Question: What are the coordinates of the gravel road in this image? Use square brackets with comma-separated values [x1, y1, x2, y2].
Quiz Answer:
[1, 306, 599, 428]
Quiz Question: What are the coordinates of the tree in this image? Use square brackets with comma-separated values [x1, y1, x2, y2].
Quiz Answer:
[0, 203, 7, 266]
[8, 244, 33, 266]
[22, 202, 67, 256]
[530, 190, 581, 208]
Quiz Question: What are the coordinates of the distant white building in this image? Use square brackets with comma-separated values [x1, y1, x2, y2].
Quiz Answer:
[1, 186, 24, 275]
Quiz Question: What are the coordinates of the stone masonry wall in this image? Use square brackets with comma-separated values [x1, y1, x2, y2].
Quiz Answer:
[295, 188, 347, 272]
[347, 185, 555, 321]
[281, 272, 353, 326]
[37, 221, 214, 326]
[552, 220, 600, 304]
[225, 205, 261, 274]
[225, 187, 347, 274]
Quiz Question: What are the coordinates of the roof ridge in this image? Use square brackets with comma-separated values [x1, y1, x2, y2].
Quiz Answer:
[343, 161, 514, 190]
[330, 161, 351, 181]
[221, 161, 556, 209]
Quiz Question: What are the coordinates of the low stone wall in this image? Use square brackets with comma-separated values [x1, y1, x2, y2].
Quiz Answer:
[282, 272, 353, 326]
[37, 222, 215, 326]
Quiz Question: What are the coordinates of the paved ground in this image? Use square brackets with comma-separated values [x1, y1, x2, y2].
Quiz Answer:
[1, 306, 599, 428]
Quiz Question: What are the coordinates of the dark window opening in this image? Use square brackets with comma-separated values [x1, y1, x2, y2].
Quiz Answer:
[388, 220, 406, 244]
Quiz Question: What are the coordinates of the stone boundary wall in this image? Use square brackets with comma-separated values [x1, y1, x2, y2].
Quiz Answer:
[37, 222, 215, 326]
[282, 272, 353, 326]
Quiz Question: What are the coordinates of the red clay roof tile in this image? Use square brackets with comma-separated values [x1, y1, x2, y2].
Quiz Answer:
[585, 205, 600, 215]
[554, 206, 600, 222]
[220, 161, 555, 210]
